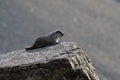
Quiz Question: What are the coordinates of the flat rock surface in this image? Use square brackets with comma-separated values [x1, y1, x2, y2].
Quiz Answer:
[0, 42, 79, 68]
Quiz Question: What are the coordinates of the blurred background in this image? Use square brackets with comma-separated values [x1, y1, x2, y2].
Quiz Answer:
[0, 0, 120, 79]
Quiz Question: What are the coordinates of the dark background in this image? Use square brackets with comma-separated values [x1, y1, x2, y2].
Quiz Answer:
[0, 0, 120, 80]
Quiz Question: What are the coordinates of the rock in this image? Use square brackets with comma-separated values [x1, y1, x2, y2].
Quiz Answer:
[0, 42, 100, 80]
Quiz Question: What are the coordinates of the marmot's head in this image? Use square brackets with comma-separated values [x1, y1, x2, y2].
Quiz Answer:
[51, 31, 64, 43]
[55, 31, 64, 37]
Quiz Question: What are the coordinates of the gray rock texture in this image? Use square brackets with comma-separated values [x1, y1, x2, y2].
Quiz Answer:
[0, 42, 100, 80]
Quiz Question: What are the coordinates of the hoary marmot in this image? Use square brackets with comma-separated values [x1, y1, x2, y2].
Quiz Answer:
[25, 31, 64, 50]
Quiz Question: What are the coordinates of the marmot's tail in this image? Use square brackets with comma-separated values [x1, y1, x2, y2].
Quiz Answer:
[25, 46, 35, 50]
